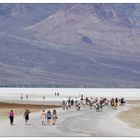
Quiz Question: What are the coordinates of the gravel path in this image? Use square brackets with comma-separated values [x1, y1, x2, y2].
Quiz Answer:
[0, 105, 140, 137]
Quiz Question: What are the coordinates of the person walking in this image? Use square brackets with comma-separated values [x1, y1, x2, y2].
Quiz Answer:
[77, 102, 80, 111]
[115, 97, 118, 106]
[24, 109, 31, 124]
[62, 100, 66, 110]
[26, 95, 28, 100]
[9, 110, 14, 125]
[43, 96, 45, 100]
[20, 94, 23, 100]
[75, 97, 78, 107]
[81, 94, 83, 101]
[46, 110, 52, 125]
[68, 99, 71, 108]
[83, 99, 86, 107]
[95, 103, 100, 112]
[66, 101, 69, 110]
[40, 110, 46, 125]
[52, 109, 57, 125]
[71, 99, 74, 106]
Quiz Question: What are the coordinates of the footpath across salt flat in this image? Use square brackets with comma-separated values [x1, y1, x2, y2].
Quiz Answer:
[0, 104, 140, 137]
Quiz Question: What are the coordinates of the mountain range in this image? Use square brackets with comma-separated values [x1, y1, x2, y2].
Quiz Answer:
[0, 3, 140, 87]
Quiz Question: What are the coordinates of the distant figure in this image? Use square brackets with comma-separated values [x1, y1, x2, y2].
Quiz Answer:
[77, 102, 80, 111]
[99, 103, 103, 112]
[71, 99, 74, 106]
[26, 95, 28, 100]
[82, 99, 86, 107]
[68, 101, 71, 108]
[62, 100, 66, 110]
[81, 94, 83, 100]
[57, 93, 59, 97]
[24, 109, 31, 124]
[110, 98, 114, 106]
[75, 97, 78, 106]
[20, 94, 23, 100]
[120, 97, 125, 105]
[95, 97, 98, 103]
[40, 110, 46, 125]
[55, 92, 56, 96]
[52, 109, 57, 125]
[95, 103, 100, 112]
[68, 97, 71, 108]
[111, 98, 117, 109]
[9, 110, 14, 125]
[66, 101, 69, 110]
[46, 110, 52, 125]
[115, 97, 119, 106]
[43, 96, 45, 100]
[89, 100, 93, 109]
[86, 97, 88, 105]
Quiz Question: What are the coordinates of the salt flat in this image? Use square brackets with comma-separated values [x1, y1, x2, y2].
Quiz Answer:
[0, 88, 140, 101]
